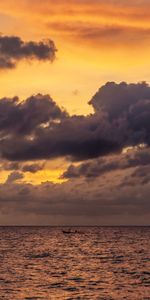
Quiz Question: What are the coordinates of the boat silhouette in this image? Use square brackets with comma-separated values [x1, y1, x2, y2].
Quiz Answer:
[62, 229, 74, 234]
[62, 229, 82, 234]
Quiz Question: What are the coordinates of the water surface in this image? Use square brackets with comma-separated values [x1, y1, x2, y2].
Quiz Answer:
[0, 226, 149, 299]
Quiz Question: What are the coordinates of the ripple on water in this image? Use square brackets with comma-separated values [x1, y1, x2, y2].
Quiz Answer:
[0, 226, 149, 300]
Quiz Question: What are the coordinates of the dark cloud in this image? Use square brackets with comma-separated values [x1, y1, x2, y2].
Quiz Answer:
[0, 114, 121, 161]
[2, 162, 20, 171]
[62, 148, 150, 179]
[0, 172, 150, 225]
[89, 81, 150, 145]
[0, 161, 44, 174]
[22, 163, 44, 173]
[0, 35, 57, 69]
[89, 81, 150, 119]
[1, 82, 150, 163]
[0, 93, 67, 136]
[6, 171, 24, 183]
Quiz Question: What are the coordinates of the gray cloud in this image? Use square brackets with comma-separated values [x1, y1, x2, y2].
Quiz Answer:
[0, 35, 57, 69]
[0, 172, 150, 225]
[0, 93, 67, 136]
[1, 82, 150, 162]
[0, 86, 150, 225]
[119, 164, 150, 187]
[89, 81, 150, 146]
[131, 165, 150, 184]
[0, 108, 121, 161]
[89, 81, 150, 119]
[22, 163, 44, 173]
[0, 161, 44, 174]
[62, 148, 150, 179]
[0, 120, 120, 161]
[6, 171, 24, 184]
[2, 162, 20, 171]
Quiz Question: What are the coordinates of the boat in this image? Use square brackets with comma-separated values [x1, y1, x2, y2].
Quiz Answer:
[62, 229, 82, 234]
[62, 229, 74, 234]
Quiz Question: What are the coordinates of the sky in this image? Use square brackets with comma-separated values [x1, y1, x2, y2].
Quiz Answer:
[0, 0, 150, 225]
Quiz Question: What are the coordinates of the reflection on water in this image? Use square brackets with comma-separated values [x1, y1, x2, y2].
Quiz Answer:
[0, 227, 149, 299]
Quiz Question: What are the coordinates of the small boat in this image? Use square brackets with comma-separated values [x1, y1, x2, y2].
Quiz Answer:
[62, 229, 73, 234]
[62, 229, 82, 234]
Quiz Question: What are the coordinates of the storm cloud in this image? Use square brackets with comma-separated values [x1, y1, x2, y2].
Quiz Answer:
[0, 93, 67, 136]
[0, 81, 150, 224]
[0, 170, 150, 225]
[62, 148, 150, 179]
[1, 82, 150, 162]
[0, 35, 56, 69]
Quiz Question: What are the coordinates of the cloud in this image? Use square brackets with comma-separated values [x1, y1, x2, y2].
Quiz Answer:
[89, 81, 150, 146]
[1, 162, 20, 171]
[0, 35, 57, 69]
[62, 147, 150, 179]
[1, 80, 150, 224]
[0, 161, 44, 174]
[1, 82, 150, 162]
[0, 113, 121, 161]
[0, 93, 67, 136]
[131, 165, 150, 184]
[90, 81, 150, 118]
[3, 0, 150, 20]
[48, 22, 150, 46]
[119, 163, 150, 187]
[0, 170, 150, 225]
[22, 163, 44, 173]
[6, 171, 24, 183]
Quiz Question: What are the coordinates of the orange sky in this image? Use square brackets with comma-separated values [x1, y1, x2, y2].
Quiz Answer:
[0, 0, 150, 116]
[1, 0, 150, 184]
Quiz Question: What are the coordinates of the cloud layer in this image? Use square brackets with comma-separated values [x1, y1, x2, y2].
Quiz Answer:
[0, 81, 150, 225]
[62, 148, 150, 179]
[1, 162, 150, 225]
[1, 82, 150, 162]
[48, 22, 150, 46]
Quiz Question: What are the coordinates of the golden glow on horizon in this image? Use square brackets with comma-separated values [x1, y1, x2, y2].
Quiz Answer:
[0, 159, 68, 185]
[0, 168, 66, 185]
[24, 169, 66, 184]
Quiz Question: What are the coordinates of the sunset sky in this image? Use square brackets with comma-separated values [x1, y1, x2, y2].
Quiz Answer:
[0, 0, 150, 225]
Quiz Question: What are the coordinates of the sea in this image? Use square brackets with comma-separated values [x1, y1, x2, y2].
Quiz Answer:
[0, 226, 149, 300]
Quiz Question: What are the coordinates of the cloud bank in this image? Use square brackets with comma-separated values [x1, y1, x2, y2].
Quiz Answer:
[1, 82, 150, 162]
[1, 162, 150, 225]
[0, 81, 150, 225]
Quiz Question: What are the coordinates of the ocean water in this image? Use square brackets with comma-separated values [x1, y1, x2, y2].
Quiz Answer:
[0, 227, 149, 300]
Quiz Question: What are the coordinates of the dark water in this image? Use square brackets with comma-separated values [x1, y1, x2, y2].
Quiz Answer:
[0, 227, 150, 300]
